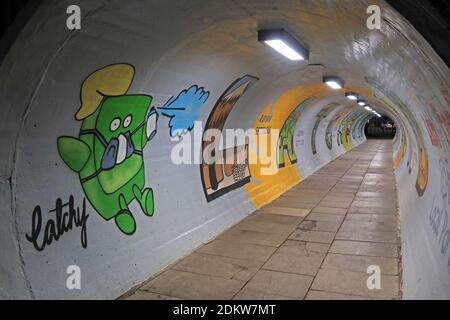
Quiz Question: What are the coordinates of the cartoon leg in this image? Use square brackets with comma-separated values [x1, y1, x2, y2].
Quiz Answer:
[114, 194, 136, 235]
[278, 140, 285, 168]
[133, 184, 154, 217]
[288, 137, 297, 164]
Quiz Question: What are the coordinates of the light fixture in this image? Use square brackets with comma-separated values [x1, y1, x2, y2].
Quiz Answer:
[357, 99, 366, 106]
[323, 77, 344, 89]
[345, 92, 358, 100]
[364, 106, 372, 111]
[258, 29, 309, 61]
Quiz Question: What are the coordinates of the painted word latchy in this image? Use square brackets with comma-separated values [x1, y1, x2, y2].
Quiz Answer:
[26, 195, 88, 251]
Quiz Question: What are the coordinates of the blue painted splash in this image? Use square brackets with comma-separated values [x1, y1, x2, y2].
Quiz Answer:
[159, 85, 209, 137]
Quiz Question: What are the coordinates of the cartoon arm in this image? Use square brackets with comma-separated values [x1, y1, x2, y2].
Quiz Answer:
[145, 107, 159, 141]
[57, 136, 91, 172]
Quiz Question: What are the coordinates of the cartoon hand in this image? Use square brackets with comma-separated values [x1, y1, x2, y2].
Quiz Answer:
[146, 107, 158, 140]
[159, 85, 209, 137]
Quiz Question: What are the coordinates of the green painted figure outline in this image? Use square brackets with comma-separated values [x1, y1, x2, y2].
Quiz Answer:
[57, 64, 157, 235]
[57, 64, 210, 235]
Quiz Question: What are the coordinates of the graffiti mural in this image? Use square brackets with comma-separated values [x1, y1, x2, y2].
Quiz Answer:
[277, 97, 313, 168]
[325, 117, 335, 150]
[26, 195, 88, 251]
[57, 64, 209, 236]
[428, 97, 450, 152]
[367, 77, 428, 197]
[428, 184, 450, 274]
[422, 111, 441, 148]
[328, 106, 353, 148]
[245, 84, 323, 209]
[311, 103, 338, 154]
[341, 116, 355, 151]
[200, 75, 258, 202]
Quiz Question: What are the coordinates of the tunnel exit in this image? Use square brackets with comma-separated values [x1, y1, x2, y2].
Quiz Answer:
[365, 116, 397, 140]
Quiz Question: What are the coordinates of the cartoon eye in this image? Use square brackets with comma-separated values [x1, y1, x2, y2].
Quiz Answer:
[123, 115, 132, 128]
[110, 118, 121, 132]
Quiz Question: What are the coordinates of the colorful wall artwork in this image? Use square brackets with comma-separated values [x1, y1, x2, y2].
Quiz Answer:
[367, 77, 429, 197]
[340, 115, 355, 151]
[277, 97, 314, 168]
[245, 84, 330, 209]
[200, 75, 258, 202]
[57, 64, 209, 236]
[311, 103, 339, 154]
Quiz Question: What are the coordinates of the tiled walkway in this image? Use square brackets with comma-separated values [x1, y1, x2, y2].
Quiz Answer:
[124, 140, 401, 300]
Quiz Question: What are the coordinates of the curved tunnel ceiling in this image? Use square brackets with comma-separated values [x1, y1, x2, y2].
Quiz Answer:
[0, 0, 449, 299]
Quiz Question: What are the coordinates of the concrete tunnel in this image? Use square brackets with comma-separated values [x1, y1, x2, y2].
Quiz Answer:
[0, 0, 449, 300]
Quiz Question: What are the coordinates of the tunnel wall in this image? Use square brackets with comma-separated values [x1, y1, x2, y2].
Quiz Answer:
[0, 0, 449, 299]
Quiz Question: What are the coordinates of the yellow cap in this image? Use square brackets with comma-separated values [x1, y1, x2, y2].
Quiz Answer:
[75, 63, 135, 120]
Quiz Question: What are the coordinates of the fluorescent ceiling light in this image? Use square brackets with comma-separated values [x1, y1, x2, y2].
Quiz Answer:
[325, 81, 342, 89]
[345, 92, 358, 100]
[264, 40, 304, 60]
[364, 106, 372, 111]
[258, 29, 309, 61]
[357, 100, 366, 106]
[323, 77, 344, 89]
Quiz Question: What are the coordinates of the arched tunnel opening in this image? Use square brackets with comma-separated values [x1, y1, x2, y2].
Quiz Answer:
[0, 1, 449, 301]
[365, 115, 397, 140]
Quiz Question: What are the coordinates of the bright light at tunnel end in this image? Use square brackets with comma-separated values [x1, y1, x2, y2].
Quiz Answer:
[258, 29, 309, 62]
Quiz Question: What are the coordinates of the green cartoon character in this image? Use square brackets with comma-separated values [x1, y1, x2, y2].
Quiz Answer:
[57, 64, 158, 235]
[277, 115, 298, 168]
[57, 63, 210, 235]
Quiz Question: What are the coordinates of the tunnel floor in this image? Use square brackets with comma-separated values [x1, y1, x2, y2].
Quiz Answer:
[123, 140, 402, 300]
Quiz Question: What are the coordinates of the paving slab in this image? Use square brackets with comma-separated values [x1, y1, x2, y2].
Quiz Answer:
[141, 270, 245, 300]
[262, 245, 326, 276]
[329, 240, 399, 258]
[322, 253, 399, 275]
[305, 212, 345, 223]
[299, 220, 342, 232]
[311, 269, 400, 299]
[289, 229, 336, 244]
[234, 270, 313, 300]
[172, 252, 263, 281]
[197, 240, 277, 262]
